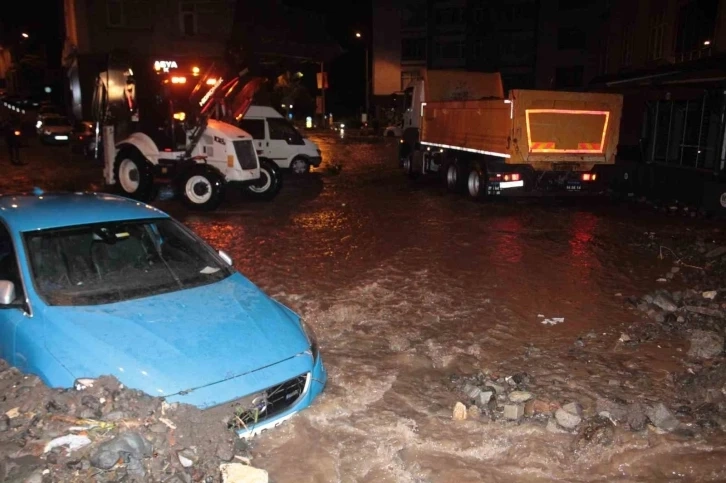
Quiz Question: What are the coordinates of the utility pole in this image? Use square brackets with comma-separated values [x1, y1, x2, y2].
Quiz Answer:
[365, 47, 369, 119]
[320, 61, 326, 128]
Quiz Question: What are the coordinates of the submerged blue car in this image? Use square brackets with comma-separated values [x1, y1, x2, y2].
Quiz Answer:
[0, 192, 326, 437]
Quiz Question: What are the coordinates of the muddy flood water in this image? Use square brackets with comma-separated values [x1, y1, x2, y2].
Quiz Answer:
[3, 131, 726, 482]
[166, 133, 726, 482]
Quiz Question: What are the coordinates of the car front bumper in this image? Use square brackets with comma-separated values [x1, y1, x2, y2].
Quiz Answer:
[41, 134, 71, 144]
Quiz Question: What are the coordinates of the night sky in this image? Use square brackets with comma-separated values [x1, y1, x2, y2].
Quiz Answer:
[1, 0, 371, 118]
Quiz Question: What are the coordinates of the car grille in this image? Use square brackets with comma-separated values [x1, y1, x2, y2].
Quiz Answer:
[226, 373, 308, 430]
[232, 139, 258, 170]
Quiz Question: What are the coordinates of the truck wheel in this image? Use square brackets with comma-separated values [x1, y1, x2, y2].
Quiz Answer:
[467, 165, 489, 200]
[114, 149, 154, 201]
[444, 162, 466, 193]
[180, 167, 225, 211]
[289, 157, 310, 175]
[245, 158, 282, 201]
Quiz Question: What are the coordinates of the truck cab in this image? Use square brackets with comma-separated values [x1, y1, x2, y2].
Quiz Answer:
[238, 106, 322, 174]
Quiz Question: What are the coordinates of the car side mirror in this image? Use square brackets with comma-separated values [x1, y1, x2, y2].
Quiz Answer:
[0, 280, 16, 305]
[218, 250, 233, 266]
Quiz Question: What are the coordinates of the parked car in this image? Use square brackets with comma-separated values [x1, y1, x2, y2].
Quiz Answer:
[238, 106, 322, 174]
[70, 121, 101, 157]
[38, 116, 73, 144]
[36, 105, 63, 130]
[0, 191, 326, 437]
[383, 124, 403, 137]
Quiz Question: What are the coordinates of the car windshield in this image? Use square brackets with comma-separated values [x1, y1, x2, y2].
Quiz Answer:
[44, 117, 70, 126]
[24, 219, 234, 306]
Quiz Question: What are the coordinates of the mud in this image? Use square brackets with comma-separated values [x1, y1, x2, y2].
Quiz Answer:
[2, 131, 726, 481]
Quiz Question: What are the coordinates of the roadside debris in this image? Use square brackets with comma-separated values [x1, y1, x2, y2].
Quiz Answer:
[0, 364, 260, 482]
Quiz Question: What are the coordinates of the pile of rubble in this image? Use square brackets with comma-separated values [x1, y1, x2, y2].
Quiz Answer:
[0, 363, 268, 483]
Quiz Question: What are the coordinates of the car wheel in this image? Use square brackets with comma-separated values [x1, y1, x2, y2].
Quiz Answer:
[113, 149, 154, 201]
[289, 157, 310, 175]
[467, 165, 489, 200]
[180, 167, 225, 211]
[245, 158, 282, 201]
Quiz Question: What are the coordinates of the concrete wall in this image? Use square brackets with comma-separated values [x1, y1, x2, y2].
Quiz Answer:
[373, 0, 404, 96]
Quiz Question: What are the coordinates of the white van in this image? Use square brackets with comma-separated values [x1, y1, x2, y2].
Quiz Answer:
[239, 106, 322, 174]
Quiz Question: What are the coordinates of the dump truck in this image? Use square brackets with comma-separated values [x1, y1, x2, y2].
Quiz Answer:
[399, 71, 624, 198]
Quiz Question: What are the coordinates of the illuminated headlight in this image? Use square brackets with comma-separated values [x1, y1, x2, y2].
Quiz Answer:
[73, 378, 96, 391]
[36, 121, 42, 128]
[300, 319, 319, 360]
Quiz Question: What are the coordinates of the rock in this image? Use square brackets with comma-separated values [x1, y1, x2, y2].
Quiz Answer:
[467, 405, 481, 420]
[452, 402, 467, 421]
[217, 443, 235, 462]
[178, 449, 197, 468]
[677, 316, 685, 323]
[671, 266, 680, 274]
[555, 403, 583, 429]
[476, 391, 494, 408]
[503, 404, 524, 421]
[464, 385, 481, 399]
[485, 383, 506, 395]
[81, 395, 101, 412]
[23, 469, 44, 483]
[643, 294, 654, 304]
[546, 418, 568, 434]
[78, 408, 96, 419]
[508, 391, 533, 403]
[703, 290, 718, 300]
[90, 432, 153, 475]
[220, 463, 269, 483]
[104, 411, 126, 421]
[688, 330, 724, 359]
[626, 403, 648, 431]
[705, 246, 726, 258]
[685, 306, 724, 317]
[647, 403, 679, 432]
[0, 415, 8, 432]
[149, 423, 168, 434]
[652, 292, 678, 312]
[574, 416, 615, 448]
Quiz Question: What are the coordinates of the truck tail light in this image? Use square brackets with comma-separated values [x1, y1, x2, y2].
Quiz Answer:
[501, 173, 520, 182]
[582, 173, 596, 181]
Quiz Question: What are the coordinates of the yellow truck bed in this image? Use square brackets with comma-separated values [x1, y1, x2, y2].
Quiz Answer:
[421, 89, 623, 172]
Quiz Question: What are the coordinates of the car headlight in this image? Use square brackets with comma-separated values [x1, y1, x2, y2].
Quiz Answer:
[300, 319, 319, 360]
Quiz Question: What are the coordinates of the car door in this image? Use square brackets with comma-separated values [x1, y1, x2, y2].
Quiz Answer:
[0, 222, 29, 364]
[238, 118, 266, 157]
[266, 118, 305, 168]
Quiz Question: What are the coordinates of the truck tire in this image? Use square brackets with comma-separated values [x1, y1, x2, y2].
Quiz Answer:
[114, 148, 154, 202]
[467, 164, 489, 200]
[289, 156, 310, 175]
[180, 166, 225, 211]
[444, 162, 466, 193]
[245, 158, 282, 201]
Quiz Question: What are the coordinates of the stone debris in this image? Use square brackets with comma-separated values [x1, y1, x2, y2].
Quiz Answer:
[220, 463, 269, 483]
[647, 403, 680, 432]
[503, 404, 524, 421]
[703, 290, 718, 300]
[452, 402, 468, 421]
[508, 391, 533, 403]
[688, 330, 724, 359]
[555, 403, 583, 430]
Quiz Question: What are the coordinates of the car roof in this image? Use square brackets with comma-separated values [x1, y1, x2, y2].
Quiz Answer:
[0, 192, 168, 233]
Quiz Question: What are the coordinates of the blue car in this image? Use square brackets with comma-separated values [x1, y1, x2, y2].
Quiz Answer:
[0, 191, 326, 437]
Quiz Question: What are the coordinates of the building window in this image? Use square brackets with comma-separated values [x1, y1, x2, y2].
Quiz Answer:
[554, 66, 584, 88]
[472, 39, 485, 59]
[401, 38, 426, 61]
[621, 24, 633, 66]
[433, 40, 465, 60]
[401, 2, 426, 28]
[558, 0, 592, 10]
[107, 0, 124, 27]
[473, 8, 485, 24]
[648, 10, 666, 60]
[557, 28, 586, 50]
[180, 2, 197, 36]
[435, 7, 464, 26]
[674, 0, 717, 61]
[401, 70, 421, 90]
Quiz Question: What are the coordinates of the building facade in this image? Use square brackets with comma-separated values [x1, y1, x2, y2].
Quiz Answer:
[592, 0, 726, 173]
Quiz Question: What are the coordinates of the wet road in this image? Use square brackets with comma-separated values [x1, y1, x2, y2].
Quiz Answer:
[3, 129, 726, 481]
[176, 133, 726, 482]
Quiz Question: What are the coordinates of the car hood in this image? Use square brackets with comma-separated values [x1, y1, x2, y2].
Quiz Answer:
[41, 273, 309, 399]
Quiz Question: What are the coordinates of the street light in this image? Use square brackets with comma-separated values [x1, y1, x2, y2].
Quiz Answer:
[354, 32, 369, 120]
[21, 33, 28, 38]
